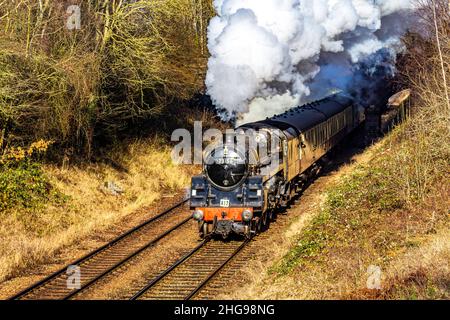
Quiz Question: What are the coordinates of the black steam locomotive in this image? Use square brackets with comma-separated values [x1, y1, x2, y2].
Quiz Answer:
[190, 93, 365, 239]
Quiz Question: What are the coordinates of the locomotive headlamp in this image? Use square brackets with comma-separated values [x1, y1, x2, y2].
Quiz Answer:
[242, 210, 253, 222]
[192, 210, 204, 221]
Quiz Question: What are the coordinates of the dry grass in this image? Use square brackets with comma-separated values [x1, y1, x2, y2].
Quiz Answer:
[348, 229, 449, 299]
[0, 139, 195, 283]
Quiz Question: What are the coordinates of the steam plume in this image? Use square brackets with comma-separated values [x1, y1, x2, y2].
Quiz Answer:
[205, 0, 416, 123]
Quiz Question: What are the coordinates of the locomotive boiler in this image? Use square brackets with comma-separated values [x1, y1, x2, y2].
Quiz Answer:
[190, 93, 364, 239]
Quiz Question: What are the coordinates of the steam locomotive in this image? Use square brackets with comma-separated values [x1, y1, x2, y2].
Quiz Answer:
[190, 93, 365, 239]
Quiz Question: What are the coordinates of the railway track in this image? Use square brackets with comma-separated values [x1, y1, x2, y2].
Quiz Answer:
[9, 170, 319, 300]
[10, 199, 191, 300]
[131, 238, 249, 300]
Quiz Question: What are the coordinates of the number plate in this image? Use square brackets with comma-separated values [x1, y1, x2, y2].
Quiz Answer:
[220, 199, 230, 207]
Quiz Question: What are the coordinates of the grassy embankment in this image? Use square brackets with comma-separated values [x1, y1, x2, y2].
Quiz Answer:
[0, 139, 194, 283]
[0, 0, 215, 282]
[270, 127, 448, 299]
[243, 1, 449, 299]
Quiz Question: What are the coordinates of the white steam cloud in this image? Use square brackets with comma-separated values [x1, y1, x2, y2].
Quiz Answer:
[205, 0, 416, 123]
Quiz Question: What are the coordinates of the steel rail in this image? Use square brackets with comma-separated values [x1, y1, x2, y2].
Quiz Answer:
[184, 239, 249, 300]
[64, 215, 192, 300]
[130, 239, 209, 300]
[10, 198, 190, 300]
[130, 239, 249, 300]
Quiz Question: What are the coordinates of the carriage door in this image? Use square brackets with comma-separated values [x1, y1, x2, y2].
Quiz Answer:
[288, 139, 297, 181]
[298, 134, 306, 173]
[301, 131, 314, 170]
[285, 129, 298, 181]
[283, 139, 288, 180]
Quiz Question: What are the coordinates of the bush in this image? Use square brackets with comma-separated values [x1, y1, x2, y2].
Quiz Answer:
[0, 162, 50, 211]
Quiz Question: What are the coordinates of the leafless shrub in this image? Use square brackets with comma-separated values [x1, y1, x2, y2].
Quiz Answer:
[394, 0, 449, 203]
[0, 0, 214, 156]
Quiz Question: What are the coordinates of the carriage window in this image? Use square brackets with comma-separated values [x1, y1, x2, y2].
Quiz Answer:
[319, 126, 323, 144]
[317, 127, 320, 145]
[319, 126, 322, 145]
[313, 129, 317, 149]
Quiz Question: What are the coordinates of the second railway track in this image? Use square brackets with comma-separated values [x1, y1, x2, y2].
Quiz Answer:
[10, 199, 191, 300]
[131, 238, 249, 300]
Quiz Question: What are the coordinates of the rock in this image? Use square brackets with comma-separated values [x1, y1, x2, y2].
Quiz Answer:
[103, 181, 124, 196]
